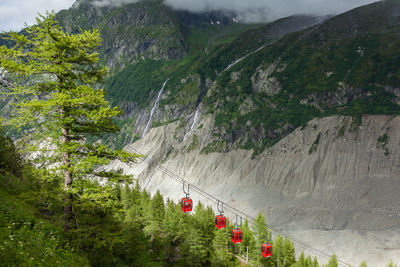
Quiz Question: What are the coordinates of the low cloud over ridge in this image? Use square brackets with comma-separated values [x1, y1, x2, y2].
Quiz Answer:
[164, 0, 379, 22]
[92, 0, 379, 22]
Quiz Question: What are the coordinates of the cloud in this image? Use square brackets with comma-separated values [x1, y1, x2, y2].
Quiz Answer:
[0, 0, 75, 32]
[0, 0, 380, 32]
[164, 0, 380, 23]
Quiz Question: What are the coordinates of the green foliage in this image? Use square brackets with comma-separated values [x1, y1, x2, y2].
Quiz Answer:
[377, 133, 389, 148]
[0, 140, 88, 266]
[326, 253, 338, 267]
[0, 188, 89, 266]
[187, 134, 200, 152]
[201, 140, 228, 154]
[377, 132, 390, 156]
[105, 59, 168, 108]
[0, 128, 21, 176]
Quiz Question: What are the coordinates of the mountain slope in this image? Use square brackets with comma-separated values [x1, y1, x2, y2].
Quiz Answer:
[81, 0, 400, 154]
[57, 0, 188, 69]
[192, 0, 400, 154]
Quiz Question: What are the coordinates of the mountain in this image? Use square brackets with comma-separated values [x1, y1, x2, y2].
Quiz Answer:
[56, 0, 188, 69]
[68, 0, 400, 155]
[96, 0, 400, 265]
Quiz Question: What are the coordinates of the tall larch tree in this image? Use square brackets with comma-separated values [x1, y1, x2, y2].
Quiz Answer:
[0, 13, 139, 231]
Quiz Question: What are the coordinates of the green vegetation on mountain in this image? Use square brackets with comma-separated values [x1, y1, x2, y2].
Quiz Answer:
[105, 59, 168, 108]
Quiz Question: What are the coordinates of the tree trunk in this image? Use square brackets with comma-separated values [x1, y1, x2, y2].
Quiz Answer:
[61, 122, 73, 231]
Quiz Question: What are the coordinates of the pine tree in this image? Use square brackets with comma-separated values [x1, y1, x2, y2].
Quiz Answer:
[0, 126, 21, 176]
[241, 218, 256, 256]
[359, 261, 368, 267]
[305, 255, 314, 266]
[296, 252, 306, 267]
[312, 256, 319, 267]
[152, 190, 165, 223]
[0, 13, 139, 231]
[272, 234, 284, 266]
[212, 227, 229, 265]
[253, 213, 268, 245]
[327, 253, 338, 267]
[282, 237, 296, 266]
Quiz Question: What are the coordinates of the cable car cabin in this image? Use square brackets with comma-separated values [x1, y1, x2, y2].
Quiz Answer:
[261, 243, 273, 258]
[180, 197, 193, 213]
[231, 229, 243, 244]
[215, 215, 226, 229]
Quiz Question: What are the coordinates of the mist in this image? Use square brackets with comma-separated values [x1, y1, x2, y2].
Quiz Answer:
[92, 0, 380, 22]
[164, 0, 380, 23]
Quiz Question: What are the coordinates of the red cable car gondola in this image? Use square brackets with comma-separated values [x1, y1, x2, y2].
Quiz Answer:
[261, 243, 273, 258]
[181, 197, 193, 212]
[231, 215, 243, 244]
[231, 228, 243, 244]
[215, 214, 226, 229]
[261, 231, 273, 257]
[180, 182, 193, 213]
[215, 201, 226, 229]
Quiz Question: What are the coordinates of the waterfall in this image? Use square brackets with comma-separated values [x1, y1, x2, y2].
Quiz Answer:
[183, 105, 200, 141]
[142, 78, 169, 137]
[222, 44, 267, 73]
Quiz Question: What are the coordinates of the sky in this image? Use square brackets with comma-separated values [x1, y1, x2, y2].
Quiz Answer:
[0, 0, 75, 32]
[0, 0, 379, 32]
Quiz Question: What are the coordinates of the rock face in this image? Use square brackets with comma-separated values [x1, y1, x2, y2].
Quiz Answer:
[57, 0, 188, 68]
[109, 114, 400, 266]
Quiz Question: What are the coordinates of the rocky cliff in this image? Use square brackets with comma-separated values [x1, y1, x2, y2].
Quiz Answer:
[57, 0, 188, 69]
